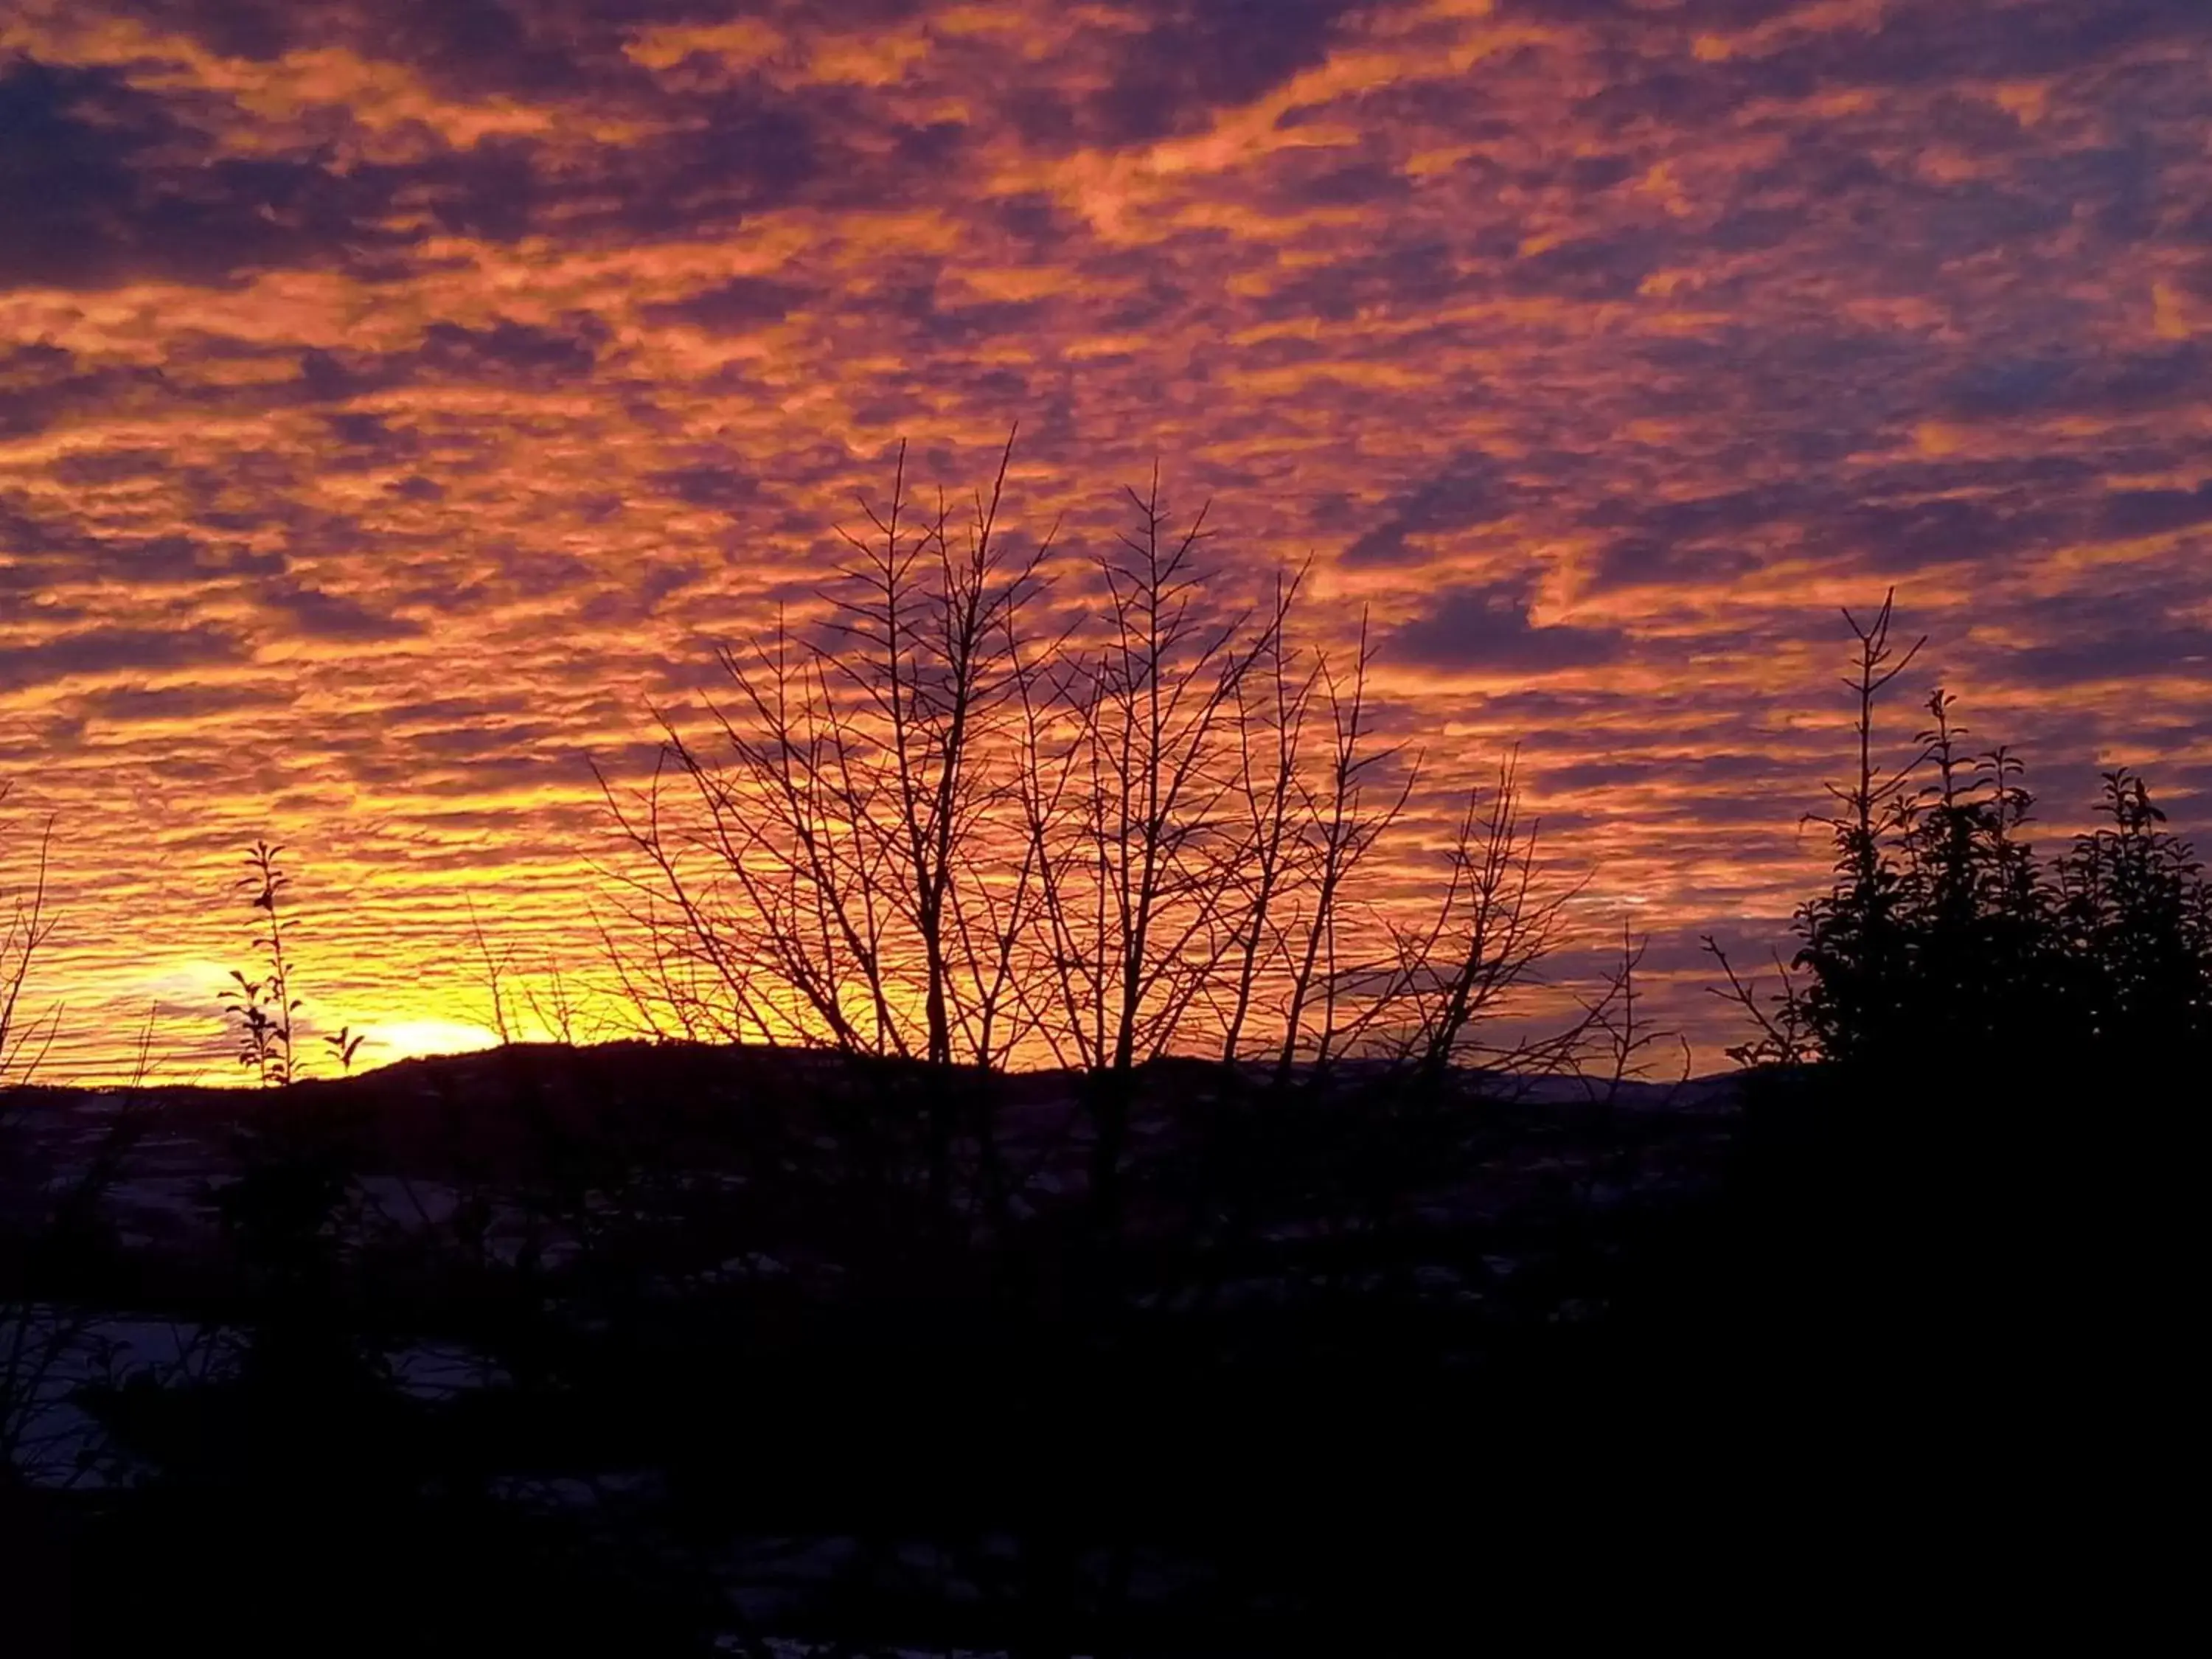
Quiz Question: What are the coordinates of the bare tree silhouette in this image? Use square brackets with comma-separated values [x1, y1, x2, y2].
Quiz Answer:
[599, 439, 1599, 1095]
[0, 793, 59, 1089]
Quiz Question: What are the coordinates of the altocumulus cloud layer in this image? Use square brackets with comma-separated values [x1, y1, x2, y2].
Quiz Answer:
[1, 0, 2209, 1077]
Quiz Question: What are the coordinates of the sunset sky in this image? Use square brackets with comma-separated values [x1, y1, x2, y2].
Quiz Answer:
[3, 0, 2209, 1081]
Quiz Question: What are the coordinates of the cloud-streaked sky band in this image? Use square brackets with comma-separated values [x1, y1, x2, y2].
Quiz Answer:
[3, 0, 2208, 1078]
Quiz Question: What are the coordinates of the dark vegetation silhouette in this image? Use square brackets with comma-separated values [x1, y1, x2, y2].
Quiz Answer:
[2, 449, 2202, 1651]
[596, 438, 1596, 1083]
[1708, 591, 2212, 1077]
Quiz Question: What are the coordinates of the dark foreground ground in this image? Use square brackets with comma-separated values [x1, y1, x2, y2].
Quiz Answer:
[0, 1043, 2177, 1653]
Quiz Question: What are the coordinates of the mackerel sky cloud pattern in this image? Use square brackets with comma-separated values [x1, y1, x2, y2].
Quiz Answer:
[1, 0, 2208, 1076]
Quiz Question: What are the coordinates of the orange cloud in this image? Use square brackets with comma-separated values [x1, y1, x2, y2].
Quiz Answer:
[2, 0, 2210, 1078]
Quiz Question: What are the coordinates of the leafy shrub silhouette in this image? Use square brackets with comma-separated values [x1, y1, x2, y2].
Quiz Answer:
[220, 840, 367, 1084]
[1717, 592, 2212, 1080]
[2054, 768, 2212, 1054]
[222, 841, 303, 1086]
